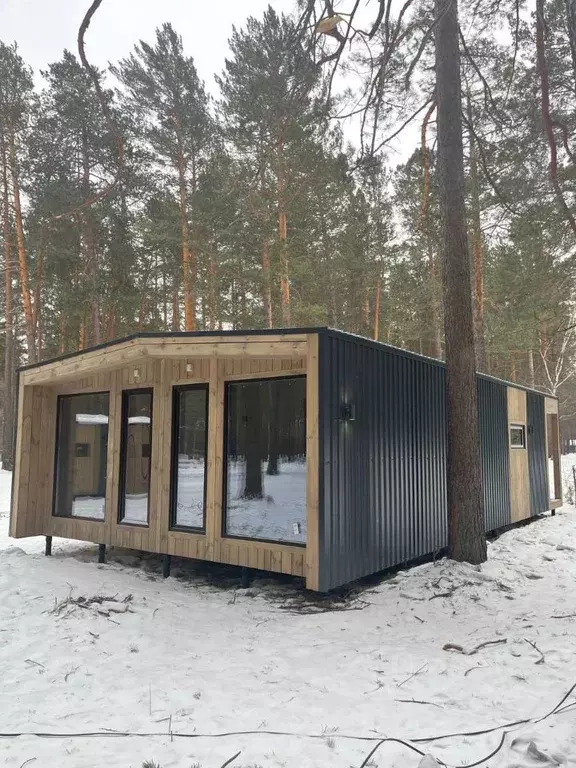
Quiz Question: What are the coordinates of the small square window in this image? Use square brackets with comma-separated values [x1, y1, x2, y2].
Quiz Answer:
[75, 443, 90, 458]
[510, 424, 526, 449]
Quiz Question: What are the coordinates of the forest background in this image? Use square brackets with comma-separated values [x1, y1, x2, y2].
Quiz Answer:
[1, 0, 575, 469]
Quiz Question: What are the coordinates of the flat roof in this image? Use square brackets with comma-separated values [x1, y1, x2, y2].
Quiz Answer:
[18, 326, 554, 398]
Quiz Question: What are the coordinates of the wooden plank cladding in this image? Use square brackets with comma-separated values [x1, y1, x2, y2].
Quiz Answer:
[11, 334, 312, 585]
[545, 396, 562, 508]
[507, 387, 530, 523]
[20, 334, 307, 386]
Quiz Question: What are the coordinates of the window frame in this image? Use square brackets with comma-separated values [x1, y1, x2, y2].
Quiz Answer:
[510, 423, 526, 449]
[118, 387, 154, 527]
[52, 390, 110, 521]
[169, 383, 210, 533]
[222, 373, 307, 547]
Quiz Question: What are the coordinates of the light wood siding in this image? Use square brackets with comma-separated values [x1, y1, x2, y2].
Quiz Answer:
[11, 335, 310, 580]
[545, 397, 562, 508]
[507, 387, 530, 522]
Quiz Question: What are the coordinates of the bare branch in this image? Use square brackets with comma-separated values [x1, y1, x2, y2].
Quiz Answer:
[370, 98, 434, 155]
[459, 26, 504, 122]
[420, 100, 437, 223]
[504, 0, 521, 105]
[535, 0, 576, 237]
[462, 112, 521, 216]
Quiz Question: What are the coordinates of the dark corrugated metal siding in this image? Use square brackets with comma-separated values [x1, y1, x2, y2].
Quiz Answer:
[527, 392, 548, 515]
[316, 330, 553, 591]
[477, 378, 511, 531]
[317, 333, 448, 592]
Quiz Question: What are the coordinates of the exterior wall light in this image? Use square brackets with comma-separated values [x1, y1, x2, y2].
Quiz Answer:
[341, 402, 355, 421]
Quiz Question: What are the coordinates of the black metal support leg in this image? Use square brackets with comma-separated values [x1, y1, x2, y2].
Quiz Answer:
[98, 543, 106, 564]
[240, 566, 250, 588]
[162, 554, 172, 578]
[551, 509, 556, 516]
[45, 536, 52, 557]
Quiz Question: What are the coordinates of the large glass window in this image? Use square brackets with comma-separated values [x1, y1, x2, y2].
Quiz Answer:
[171, 385, 209, 530]
[119, 389, 153, 526]
[53, 392, 109, 520]
[224, 376, 306, 544]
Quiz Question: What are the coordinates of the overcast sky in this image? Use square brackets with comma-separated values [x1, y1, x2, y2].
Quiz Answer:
[1, 0, 420, 159]
[1, 0, 293, 90]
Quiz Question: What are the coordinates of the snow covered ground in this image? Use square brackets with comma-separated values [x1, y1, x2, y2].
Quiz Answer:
[1, 466, 576, 767]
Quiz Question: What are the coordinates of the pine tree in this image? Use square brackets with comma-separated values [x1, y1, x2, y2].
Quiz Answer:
[114, 24, 212, 331]
[0, 42, 36, 362]
[218, 6, 328, 327]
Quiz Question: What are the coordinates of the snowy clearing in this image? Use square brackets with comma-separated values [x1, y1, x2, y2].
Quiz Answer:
[1, 465, 576, 767]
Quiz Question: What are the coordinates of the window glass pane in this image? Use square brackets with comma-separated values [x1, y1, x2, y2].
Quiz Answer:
[172, 386, 208, 529]
[54, 393, 109, 519]
[224, 377, 306, 544]
[119, 390, 152, 525]
[510, 425, 525, 448]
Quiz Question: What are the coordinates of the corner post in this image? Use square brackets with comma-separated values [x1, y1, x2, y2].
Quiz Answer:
[98, 543, 106, 564]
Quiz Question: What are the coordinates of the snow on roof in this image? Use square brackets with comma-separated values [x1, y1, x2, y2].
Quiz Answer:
[76, 414, 108, 425]
[128, 416, 151, 425]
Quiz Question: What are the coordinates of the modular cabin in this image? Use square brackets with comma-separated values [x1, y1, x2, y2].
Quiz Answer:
[10, 328, 562, 592]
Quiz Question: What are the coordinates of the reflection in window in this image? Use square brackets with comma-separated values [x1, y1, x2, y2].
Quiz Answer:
[224, 376, 306, 544]
[510, 424, 526, 449]
[54, 393, 109, 519]
[119, 390, 153, 526]
[171, 385, 208, 529]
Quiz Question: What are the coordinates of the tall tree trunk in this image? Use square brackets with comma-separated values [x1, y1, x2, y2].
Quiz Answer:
[261, 240, 273, 328]
[242, 383, 263, 498]
[266, 383, 280, 476]
[536, 0, 576, 237]
[81, 128, 100, 345]
[1, 138, 15, 470]
[528, 348, 535, 388]
[566, 0, 576, 96]
[278, 206, 290, 326]
[373, 278, 381, 341]
[467, 95, 486, 371]
[172, 271, 180, 331]
[420, 101, 442, 358]
[208, 250, 217, 331]
[435, 0, 486, 564]
[138, 294, 146, 331]
[428, 247, 443, 359]
[107, 309, 116, 341]
[277, 142, 291, 326]
[177, 161, 196, 331]
[8, 133, 35, 363]
[59, 315, 65, 355]
[362, 289, 370, 335]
